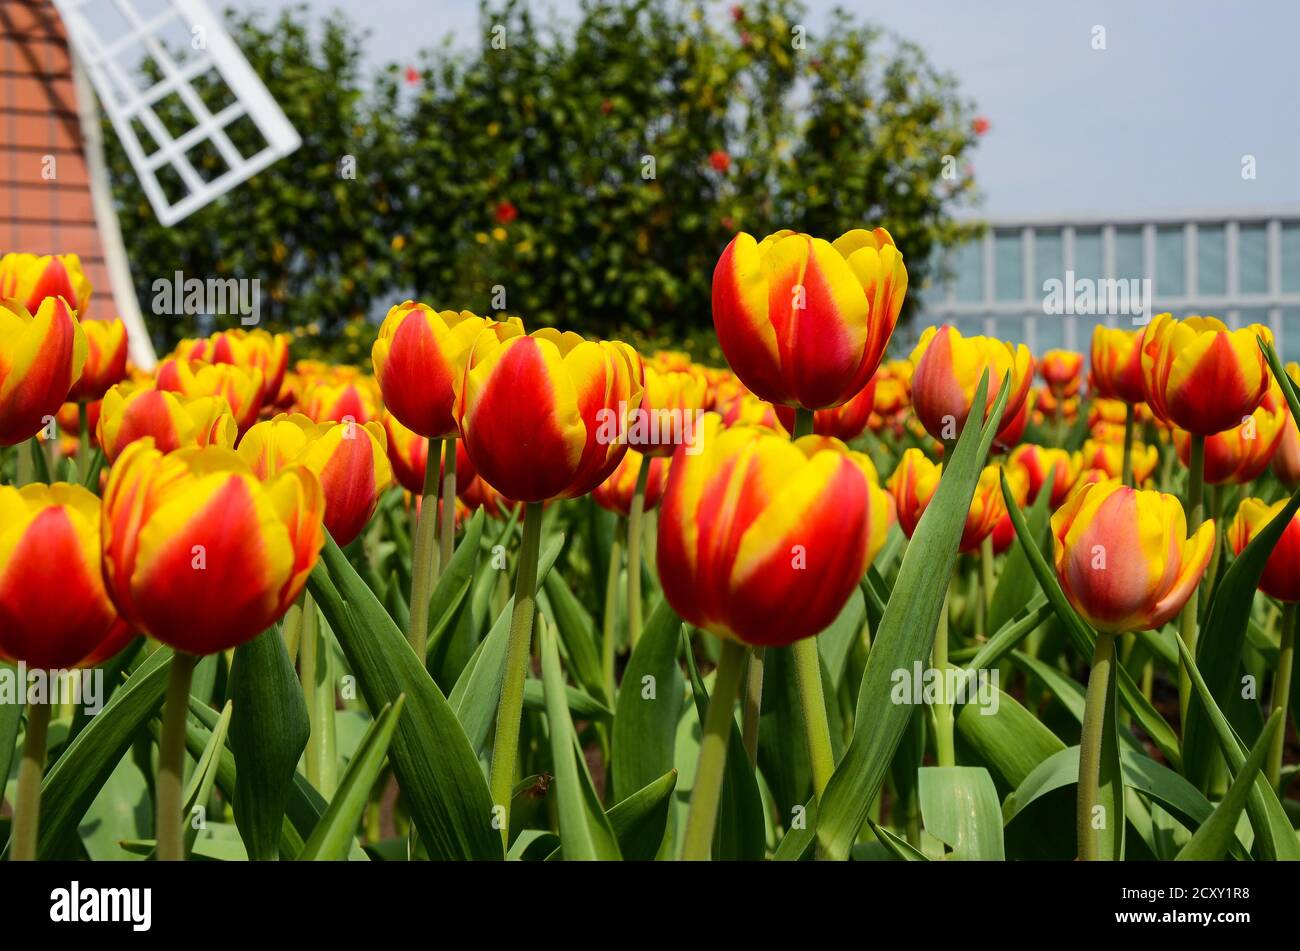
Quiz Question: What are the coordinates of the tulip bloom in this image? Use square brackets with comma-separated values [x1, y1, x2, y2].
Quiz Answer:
[593, 449, 668, 518]
[1051, 480, 1214, 633]
[454, 328, 644, 502]
[711, 228, 906, 409]
[101, 441, 325, 655]
[991, 466, 1031, 554]
[0, 252, 93, 315]
[97, 383, 236, 464]
[1040, 349, 1084, 398]
[68, 319, 129, 402]
[775, 375, 877, 442]
[0, 483, 131, 669]
[156, 358, 264, 432]
[1173, 402, 1287, 485]
[629, 365, 708, 456]
[1230, 498, 1300, 603]
[657, 417, 890, 646]
[1090, 326, 1146, 404]
[721, 394, 784, 432]
[175, 329, 290, 406]
[909, 325, 1033, 445]
[373, 303, 524, 439]
[239, 413, 393, 546]
[1008, 443, 1080, 508]
[382, 410, 476, 496]
[1080, 438, 1158, 486]
[297, 377, 380, 427]
[889, 449, 1007, 553]
[1140, 314, 1272, 435]
[0, 297, 87, 446]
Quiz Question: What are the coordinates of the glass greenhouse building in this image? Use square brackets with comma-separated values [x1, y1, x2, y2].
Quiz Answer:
[918, 209, 1300, 363]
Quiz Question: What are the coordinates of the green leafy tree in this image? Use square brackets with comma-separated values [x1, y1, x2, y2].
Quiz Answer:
[108, 0, 981, 364]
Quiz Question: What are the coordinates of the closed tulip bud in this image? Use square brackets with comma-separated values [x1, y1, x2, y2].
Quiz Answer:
[712, 228, 906, 409]
[239, 413, 393, 546]
[0, 252, 93, 316]
[775, 375, 877, 441]
[454, 328, 644, 502]
[176, 329, 291, 406]
[1051, 480, 1214, 633]
[1008, 443, 1081, 507]
[101, 441, 325, 655]
[156, 358, 264, 432]
[888, 448, 1008, 552]
[1140, 314, 1272, 435]
[1173, 402, 1287, 485]
[992, 394, 1030, 453]
[1040, 349, 1084, 398]
[629, 365, 709, 455]
[1230, 498, 1300, 602]
[1079, 438, 1159, 485]
[0, 297, 87, 446]
[909, 325, 1033, 445]
[1090, 326, 1146, 403]
[593, 449, 669, 517]
[97, 383, 237, 464]
[991, 466, 1031, 554]
[381, 410, 476, 496]
[69, 319, 129, 402]
[1275, 417, 1300, 487]
[0, 483, 131, 669]
[372, 303, 524, 439]
[657, 416, 890, 646]
[297, 377, 381, 427]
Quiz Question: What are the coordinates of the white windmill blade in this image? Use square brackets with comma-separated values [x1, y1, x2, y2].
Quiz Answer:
[52, 0, 301, 227]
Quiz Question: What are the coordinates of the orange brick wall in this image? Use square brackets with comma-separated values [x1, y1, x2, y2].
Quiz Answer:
[1, 0, 112, 312]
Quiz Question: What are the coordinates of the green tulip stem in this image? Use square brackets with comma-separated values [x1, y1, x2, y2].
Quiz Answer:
[407, 437, 441, 657]
[790, 406, 836, 797]
[681, 638, 748, 860]
[932, 575, 956, 768]
[1177, 433, 1206, 728]
[157, 650, 197, 862]
[1121, 402, 1135, 487]
[626, 459, 651, 650]
[602, 521, 625, 702]
[741, 647, 765, 767]
[15, 437, 35, 487]
[300, 591, 337, 796]
[439, 437, 457, 584]
[77, 401, 91, 484]
[10, 700, 52, 861]
[1078, 629, 1117, 861]
[488, 500, 544, 846]
[1267, 602, 1296, 790]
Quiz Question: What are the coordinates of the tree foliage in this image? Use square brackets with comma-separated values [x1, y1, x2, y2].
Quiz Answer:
[107, 0, 981, 362]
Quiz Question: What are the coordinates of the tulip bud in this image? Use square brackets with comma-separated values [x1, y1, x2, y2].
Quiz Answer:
[0, 297, 87, 446]
[888, 448, 1008, 552]
[175, 328, 291, 406]
[909, 325, 1033, 445]
[97, 383, 237, 464]
[593, 449, 669, 517]
[1230, 498, 1300, 602]
[0, 252, 93, 316]
[1090, 326, 1146, 404]
[1039, 349, 1084, 398]
[68, 319, 129, 402]
[1173, 402, 1287, 485]
[1008, 443, 1081, 507]
[156, 358, 264, 433]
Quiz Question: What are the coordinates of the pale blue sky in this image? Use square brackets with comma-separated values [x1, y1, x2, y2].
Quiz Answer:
[227, 0, 1300, 219]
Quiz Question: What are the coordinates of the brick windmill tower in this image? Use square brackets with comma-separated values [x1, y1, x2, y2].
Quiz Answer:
[1, 0, 300, 368]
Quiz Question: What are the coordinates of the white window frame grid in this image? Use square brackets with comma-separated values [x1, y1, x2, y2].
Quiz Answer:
[53, 0, 301, 226]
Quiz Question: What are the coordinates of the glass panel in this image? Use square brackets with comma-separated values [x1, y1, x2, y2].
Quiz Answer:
[953, 315, 984, 339]
[1034, 230, 1063, 299]
[952, 241, 983, 303]
[1156, 226, 1185, 298]
[1035, 314, 1065, 353]
[995, 231, 1023, 301]
[1074, 229, 1102, 282]
[1074, 314, 1109, 356]
[993, 313, 1026, 345]
[1236, 307, 1269, 333]
[1283, 309, 1300, 363]
[1282, 224, 1300, 295]
[1238, 224, 1268, 295]
[1197, 224, 1227, 297]
[1114, 228, 1144, 281]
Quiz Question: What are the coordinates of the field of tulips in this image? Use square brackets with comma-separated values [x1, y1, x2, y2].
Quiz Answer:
[0, 231, 1298, 869]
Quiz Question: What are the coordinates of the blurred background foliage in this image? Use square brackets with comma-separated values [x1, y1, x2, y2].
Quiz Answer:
[106, 0, 983, 364]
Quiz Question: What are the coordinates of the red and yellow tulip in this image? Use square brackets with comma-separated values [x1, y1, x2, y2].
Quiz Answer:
[889, 448, 1007, 552]
[774, 375, 877, 442]
[1230, 498, 1300, 603]
[1040, 349, 1084, 398]
[372, 303, 524, 439]
[1090, 326, 1146, 404]
[101, 441, 325, 655]
[711, 228, 905, 409]
[68, 319, 129, 402]
[0, 297, 87, 446]
[909, 325, 1033, 444]
[297, 376, 381, 427]
[454, 328, 644, 502]
[175, 329, 291, 407]
[0, 483, 131, 669]
[1079, 438, 1159, 486]
[657, 416, 890, 647]
[381, 410, 476, 496]
[593, 449, 669, 518]
[1051, 480, 1214, 633]
[1140, 314, 1272, 435]
[629, 365, 709, 456]
[97, 383, 236, 464]
[156, 358, 264, 433]
[1008, 443, 1081, 508]
[0, 252, 93, 316]
[1173, 401, 1287, 485]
